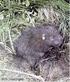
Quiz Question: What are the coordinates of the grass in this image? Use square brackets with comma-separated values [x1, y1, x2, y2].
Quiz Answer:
[0, 0, 69, 53]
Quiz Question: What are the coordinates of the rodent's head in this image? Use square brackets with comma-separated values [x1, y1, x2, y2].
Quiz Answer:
[30, 24, 63, 52]
[40, 25, 63, 47]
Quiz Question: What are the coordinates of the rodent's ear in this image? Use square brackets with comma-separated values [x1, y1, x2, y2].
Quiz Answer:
[42, 23, 48, 26]
[42, 23, 59, 29]
[55, 25, 59, 29]
[21, 27, 30, 35]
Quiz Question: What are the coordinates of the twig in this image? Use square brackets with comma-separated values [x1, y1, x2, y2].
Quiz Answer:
[0, 68, 45, 82]
[40, 56, 56, 63]
[8, 28, 16, 54]
[0, 42, 13, 54]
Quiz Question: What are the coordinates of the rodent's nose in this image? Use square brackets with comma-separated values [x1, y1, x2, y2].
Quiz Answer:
[54, 40, 60, 45]
[55, 36, 63, 46]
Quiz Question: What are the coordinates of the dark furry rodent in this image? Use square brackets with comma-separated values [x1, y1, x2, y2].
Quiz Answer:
[13, 24, 63, 66]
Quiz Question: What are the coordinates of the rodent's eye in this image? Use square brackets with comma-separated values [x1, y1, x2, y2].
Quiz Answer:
[42, 34, 46, 40]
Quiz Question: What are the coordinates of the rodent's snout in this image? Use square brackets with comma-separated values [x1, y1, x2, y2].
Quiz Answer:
[49, 34, 63, 47]
[54, 35, 63, 47]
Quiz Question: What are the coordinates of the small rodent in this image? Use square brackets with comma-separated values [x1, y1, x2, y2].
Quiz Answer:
[13, 24, 63, 66]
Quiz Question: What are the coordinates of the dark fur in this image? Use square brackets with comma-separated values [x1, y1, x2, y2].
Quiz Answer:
[13, 24, 63, 66]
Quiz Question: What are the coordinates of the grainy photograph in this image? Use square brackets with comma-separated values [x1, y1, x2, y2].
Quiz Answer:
[0, 0, 70, 82]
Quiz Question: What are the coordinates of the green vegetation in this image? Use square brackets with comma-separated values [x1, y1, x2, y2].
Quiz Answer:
[0, 0, 69, 51]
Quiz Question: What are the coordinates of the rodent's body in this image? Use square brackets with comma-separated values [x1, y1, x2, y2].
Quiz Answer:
[13, 24, 63, 66]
